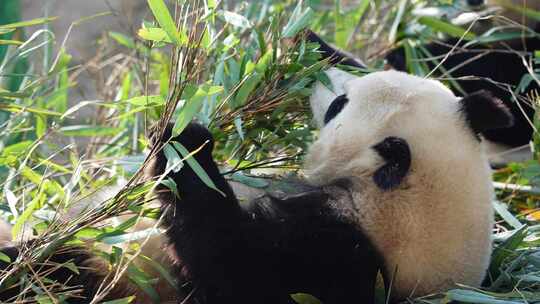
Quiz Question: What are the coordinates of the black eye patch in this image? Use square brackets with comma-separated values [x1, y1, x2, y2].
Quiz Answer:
[324, 94, 349, 124]
[466, 0, 484, 7]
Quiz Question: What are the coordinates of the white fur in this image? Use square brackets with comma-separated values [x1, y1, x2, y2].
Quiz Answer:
[306, 69, 494, 299]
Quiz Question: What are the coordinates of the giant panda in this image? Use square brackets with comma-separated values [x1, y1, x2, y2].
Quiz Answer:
[385, 0, 539, 164]
[149, 69, 513, 302]
[0, 68, 513, 303]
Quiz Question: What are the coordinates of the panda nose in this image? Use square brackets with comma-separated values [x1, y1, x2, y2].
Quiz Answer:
[467, 0, 485, 7]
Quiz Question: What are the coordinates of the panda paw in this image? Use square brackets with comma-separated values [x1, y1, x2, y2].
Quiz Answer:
[149, 121, 215, 155]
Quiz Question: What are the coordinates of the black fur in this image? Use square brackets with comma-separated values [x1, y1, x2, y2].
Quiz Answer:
[306, 30, 366, 69]
[324, 94, 349, 124]
[372, 137, 412, 191]
[460, 90, 515, 136]
[386, 36, 539, 147]
[150, 122, 382, 304]
[467, 0, 484, 6]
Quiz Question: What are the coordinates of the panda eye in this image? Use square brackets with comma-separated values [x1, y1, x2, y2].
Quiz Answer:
[466, 0, 484, 7]
[324, 94, 349, 124]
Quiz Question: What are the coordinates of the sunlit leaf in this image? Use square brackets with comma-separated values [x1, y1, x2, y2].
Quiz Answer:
[146, 0, 187, 45]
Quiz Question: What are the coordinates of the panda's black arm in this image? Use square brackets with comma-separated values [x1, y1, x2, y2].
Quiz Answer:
[150, 122, 382, 304]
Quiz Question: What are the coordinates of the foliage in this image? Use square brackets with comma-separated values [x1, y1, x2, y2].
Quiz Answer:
[0, 0, 538, 303]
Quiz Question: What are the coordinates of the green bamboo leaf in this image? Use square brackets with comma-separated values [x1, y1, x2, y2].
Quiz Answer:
[127, 265, 160, 302]
[125, 95, 165, 106]
[445, 289, 524, 304]
[63, 262, 80, 274]
[101, 228, 161, 245]
[388, 0, 407, 43]
[234, 116, 245, 141]
[138, 255, 179, 292]
[13, 188, 45, 238]
[0, 39, 22, 45]
[161, 178, 180, 199]
[172, 142, 226, 197]
[282, 5, 314, 38]
[0, 251, 11, 263]
[164, 144, 184, 173]
[138, 27, 173, 43]
[0, 29, 15, 35]
[109, 31, 136, 49]
[0, 103, 62, 116]
[101, 297, 136, 304]
[35, 114, 46, 138]
[291, 293, 323, 304]
[2, 141, 33, 156]
[334, 0, 345, 47]
[493, 201, 523, 229]
[172, 86, 223, 136]
[219, 11, 252, 29]
[230, 172, 269, 188]
[234, 72, 262, 107]
[61, 101, 108, 119]
[0, 17, 57, 30]
[146, 0, 187, 45]
[489, 226, 527, 280]
[60, 125, 124, 137]
[418, 16, 476, 40]
[20, 167, 64, 198]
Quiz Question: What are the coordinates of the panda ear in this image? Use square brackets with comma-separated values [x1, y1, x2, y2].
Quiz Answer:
[306, 30, 366, 69]
[372, 137, 411, 191]
[460, 90, 514, 134]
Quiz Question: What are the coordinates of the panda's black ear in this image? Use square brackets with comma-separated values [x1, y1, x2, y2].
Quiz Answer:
[460, 90, 514, 134]
[305, 30, 366, 69]
[372, 137, 411, 191]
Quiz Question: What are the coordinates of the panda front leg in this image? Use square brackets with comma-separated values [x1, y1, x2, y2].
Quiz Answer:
[147, 122, 294, 303]
[148, 122, 381, 304]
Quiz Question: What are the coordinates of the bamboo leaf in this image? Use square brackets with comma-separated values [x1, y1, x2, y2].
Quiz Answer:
[101, 297, 136, 304]
[109, 31, 136, 49]
[0, 17, 57, 30]
[220, 11, 252, 29]
[282, 4, 314, 38]
[0, 251, 11, 263]
[172, 86, 223, 136]
[60, 125, 124, 137]
[291, 293, 323, 304]
[172, 142, 226, 197]
[146, 0, 187, 45]
[418, 16, 476, 40]
[138, 27, 173, 43]
[0, 39, 22, 45]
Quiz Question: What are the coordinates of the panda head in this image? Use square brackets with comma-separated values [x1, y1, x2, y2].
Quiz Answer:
[306, 69, 513, 189]
[306, 68, 513, 298]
